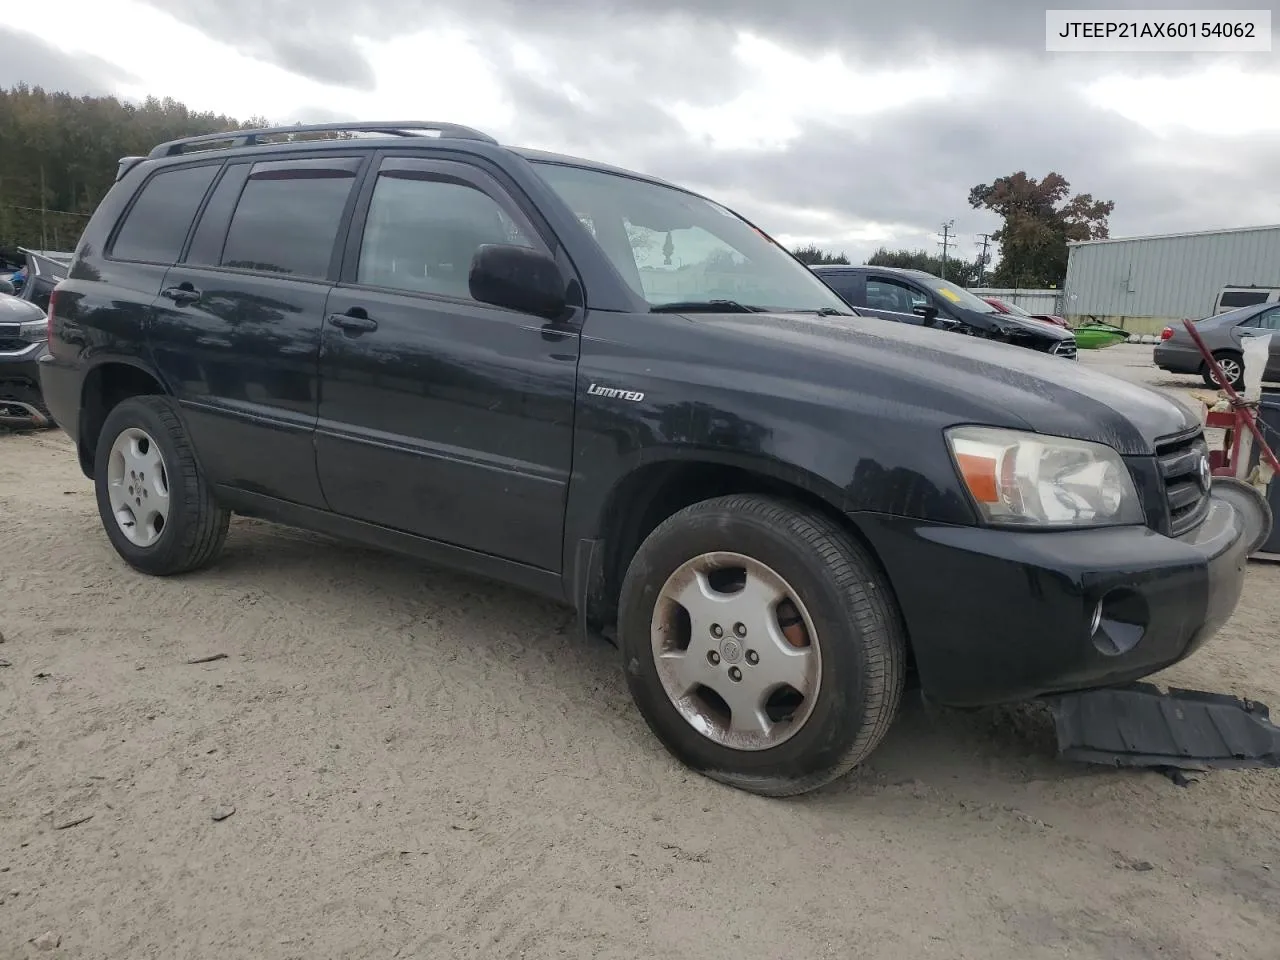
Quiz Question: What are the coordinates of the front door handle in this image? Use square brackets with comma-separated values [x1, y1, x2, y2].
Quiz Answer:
[161, 284, 201, 305]
[328, 310, 378, 333]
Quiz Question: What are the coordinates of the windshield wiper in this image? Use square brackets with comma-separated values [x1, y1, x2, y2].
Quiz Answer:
[650, 299, 763, 314]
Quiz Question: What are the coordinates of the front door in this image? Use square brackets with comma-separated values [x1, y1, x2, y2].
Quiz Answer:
[315, 155, 580, 572]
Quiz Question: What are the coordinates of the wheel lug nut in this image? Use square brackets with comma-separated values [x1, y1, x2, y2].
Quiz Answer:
[734, 622, 747, 637]
[707, 651, 720, 665]
[746, 650, 759, 665]
[728, 667, 742, 682]
[710, 624, 723, 638]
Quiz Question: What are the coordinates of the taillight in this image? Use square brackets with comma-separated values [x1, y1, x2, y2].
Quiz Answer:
[1160, 326, 1173, 340]
[47, 289, 58, 342]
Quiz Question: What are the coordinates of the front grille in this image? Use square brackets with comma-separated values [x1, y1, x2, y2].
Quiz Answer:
[1050, 339, 1078, 360]
[0, 338, 26, 353]
[1155, 431, 1212, 536]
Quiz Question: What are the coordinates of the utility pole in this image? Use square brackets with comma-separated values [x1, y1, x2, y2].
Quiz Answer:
[975, 233, 992, 285]
[937, 219, 955, 280]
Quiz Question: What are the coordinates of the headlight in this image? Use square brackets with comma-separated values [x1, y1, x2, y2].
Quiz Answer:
[18, 318, 47, 342]
[946, 425, 1144, 527]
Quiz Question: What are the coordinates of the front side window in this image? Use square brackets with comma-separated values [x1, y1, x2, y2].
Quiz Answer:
[356, 172, 533, 299]
[220, 161, 358, 278]
[111, 164, 219, 264]
[533, 162, 851, 314]
[865, 277, 926, 313]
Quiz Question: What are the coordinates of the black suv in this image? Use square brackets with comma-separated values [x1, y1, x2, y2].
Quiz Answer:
[39, 121, 1258, 796]
[812, 264, 1077, 359]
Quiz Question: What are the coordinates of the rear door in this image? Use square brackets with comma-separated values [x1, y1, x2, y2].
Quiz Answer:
[149, 154, 368, 508]
[315, 154, 580, 571]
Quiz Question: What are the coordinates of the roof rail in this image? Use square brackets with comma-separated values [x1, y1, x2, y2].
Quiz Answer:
[146, 121, 499, 159]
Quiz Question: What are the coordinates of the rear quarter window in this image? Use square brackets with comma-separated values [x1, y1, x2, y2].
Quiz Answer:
[110, 164, 221, 264]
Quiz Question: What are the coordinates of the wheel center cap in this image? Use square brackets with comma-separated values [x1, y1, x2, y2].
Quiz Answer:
[719, 638, 743, 664]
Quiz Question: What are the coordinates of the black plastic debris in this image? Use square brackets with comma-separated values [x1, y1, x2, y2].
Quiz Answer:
[1042, 682, 1280, 771]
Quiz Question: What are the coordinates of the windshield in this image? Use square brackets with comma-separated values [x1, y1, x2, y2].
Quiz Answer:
[532, 162, 852, 314]
[1001, 300, 1033, 317]
[916, 275, 999, 314]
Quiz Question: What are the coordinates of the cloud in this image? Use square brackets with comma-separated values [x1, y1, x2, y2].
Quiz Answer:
[0, 27, 137, 93]
[15, 0, 1280, 263]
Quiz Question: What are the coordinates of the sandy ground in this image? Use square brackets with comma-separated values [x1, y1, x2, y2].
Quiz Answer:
[1, 344, 1278, 960]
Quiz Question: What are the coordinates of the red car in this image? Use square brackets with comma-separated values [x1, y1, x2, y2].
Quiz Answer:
[982, 296, 1068, 328]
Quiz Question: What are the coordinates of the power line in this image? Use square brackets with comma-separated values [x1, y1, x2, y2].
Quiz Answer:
[1, 204, 92, 218]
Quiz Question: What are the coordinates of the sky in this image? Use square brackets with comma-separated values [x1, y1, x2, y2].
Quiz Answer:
[2, 0, 1278, 266]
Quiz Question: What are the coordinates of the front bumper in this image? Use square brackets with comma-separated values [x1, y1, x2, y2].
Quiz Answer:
[0, 344, 51, 425]
[853, 490, 1251, 707]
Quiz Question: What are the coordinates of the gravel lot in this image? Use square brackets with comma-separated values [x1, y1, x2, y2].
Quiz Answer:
[2, 344, 1278, 960]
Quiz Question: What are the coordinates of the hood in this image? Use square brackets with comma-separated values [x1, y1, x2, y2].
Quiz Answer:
[960, 306, 1074, 342]
[685, 311, 1199, 456]
[0, 293, 45, 323]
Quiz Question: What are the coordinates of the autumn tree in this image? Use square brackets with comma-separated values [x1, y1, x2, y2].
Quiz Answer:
[865, 247, 982, 287]
[968, 172, 1113, 288]
[792, 244, 849, 265]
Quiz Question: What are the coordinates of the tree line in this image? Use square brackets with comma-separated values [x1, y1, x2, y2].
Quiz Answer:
[0, 85, 258, 257]
[0, 84, 1113, 287]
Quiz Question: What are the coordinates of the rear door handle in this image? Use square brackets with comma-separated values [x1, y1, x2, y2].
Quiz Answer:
[328, 311, 378, 333]
[161, 285, 201, 305]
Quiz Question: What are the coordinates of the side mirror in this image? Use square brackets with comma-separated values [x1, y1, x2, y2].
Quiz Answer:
[469, 244, 567, 319]
[0, 279, 14, 296]
[913, 304, 940, 325]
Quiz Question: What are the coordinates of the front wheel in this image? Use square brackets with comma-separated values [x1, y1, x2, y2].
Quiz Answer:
[93, 395, 229, 575]
[617, 495, 907, 797]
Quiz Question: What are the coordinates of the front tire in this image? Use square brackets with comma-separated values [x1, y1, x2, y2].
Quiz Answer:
[617, 494, 907, 797]
[94, 395, 229, 575]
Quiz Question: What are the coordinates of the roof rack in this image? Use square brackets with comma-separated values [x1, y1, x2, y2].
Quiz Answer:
[146, 121, 499, 159]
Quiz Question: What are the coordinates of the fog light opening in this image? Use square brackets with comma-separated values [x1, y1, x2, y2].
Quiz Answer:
[1090, 588, 1149, 658]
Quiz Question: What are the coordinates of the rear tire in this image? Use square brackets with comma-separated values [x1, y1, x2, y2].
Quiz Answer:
[617, 494, 907, 797]
[94, 395, 229, 575]
[1203, 351, 1245, 390]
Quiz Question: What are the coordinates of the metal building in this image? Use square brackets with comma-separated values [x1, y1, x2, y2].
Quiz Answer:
[1063, 224, 1280, 334]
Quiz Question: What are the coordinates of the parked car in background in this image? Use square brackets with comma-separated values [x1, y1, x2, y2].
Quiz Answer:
[812, 265, 1077, 358]
[0, 288, 53, 427]
[1155, 302, 1280, 389]
[16, 248, 73, 313]
[981, 296, 1069, 328]
[1213, 285, 1280, 315]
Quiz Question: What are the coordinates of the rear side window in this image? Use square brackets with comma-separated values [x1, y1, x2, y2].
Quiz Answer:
[1219, 290, 1270, 309]
[219, 159, 359, 278]
[819, 273, 859, 305]
[110, 164, 220, 264]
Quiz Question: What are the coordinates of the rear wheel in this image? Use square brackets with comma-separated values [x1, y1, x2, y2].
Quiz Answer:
[93, 395, 229, 575]
[617, 494, 906, 797]
[1203, 351, 1245, 390]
